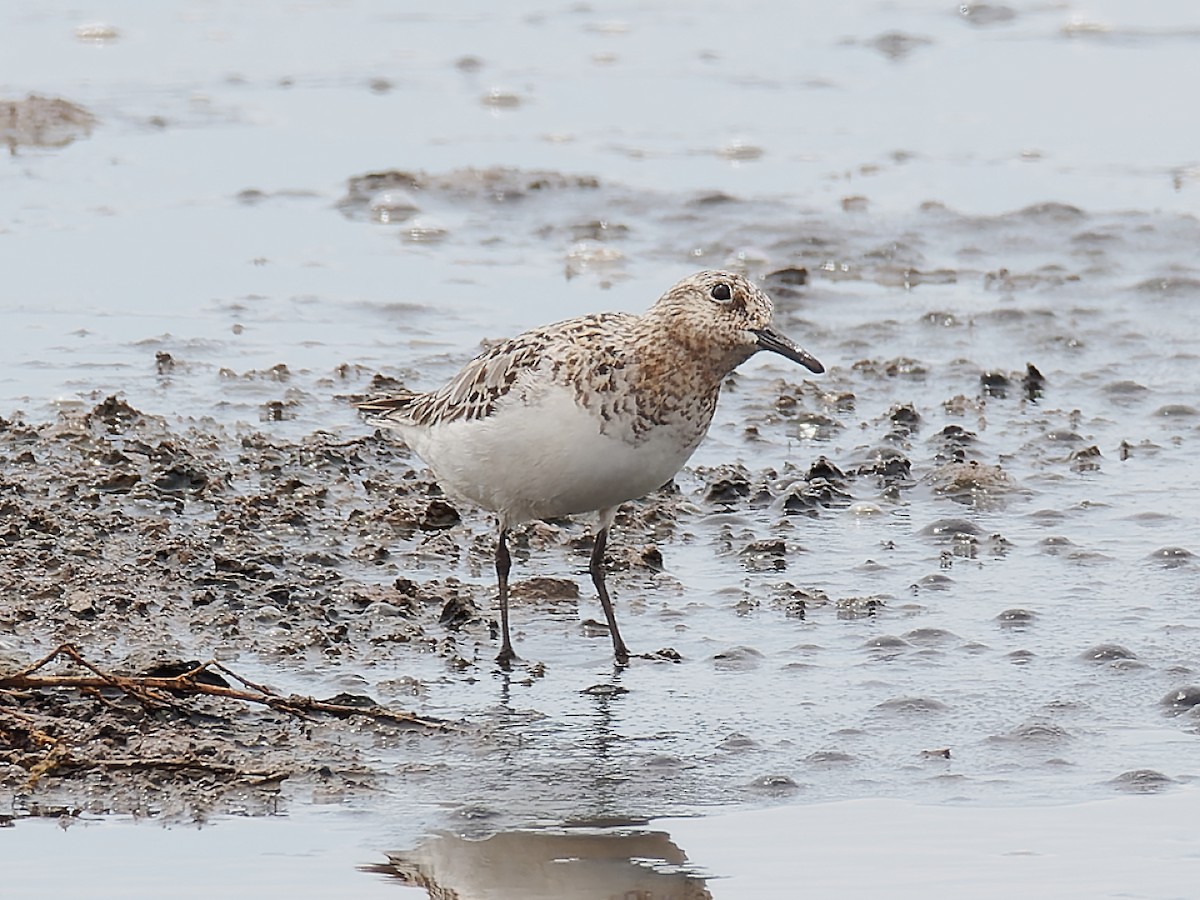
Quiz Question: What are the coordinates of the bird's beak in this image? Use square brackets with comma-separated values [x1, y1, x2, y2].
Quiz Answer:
[752, 326, 824, 374]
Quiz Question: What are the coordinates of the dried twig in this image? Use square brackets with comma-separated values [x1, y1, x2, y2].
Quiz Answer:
[0, 643, 449, 730]
[10, 642, 187, 713]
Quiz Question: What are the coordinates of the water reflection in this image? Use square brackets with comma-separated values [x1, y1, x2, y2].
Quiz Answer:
[365, 827, 711, 899]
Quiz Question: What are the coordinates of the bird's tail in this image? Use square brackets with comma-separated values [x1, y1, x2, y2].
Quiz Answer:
[354, 390, 420, 422]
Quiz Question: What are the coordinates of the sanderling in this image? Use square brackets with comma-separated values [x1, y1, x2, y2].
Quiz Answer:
[358, 270, 824, 666]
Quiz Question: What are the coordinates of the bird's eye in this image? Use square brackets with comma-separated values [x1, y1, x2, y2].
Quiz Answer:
[710, 283, 733, 303]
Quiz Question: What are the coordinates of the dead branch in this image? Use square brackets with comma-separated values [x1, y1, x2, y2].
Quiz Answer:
[0, 643, 449, 730]
[9, 642, 190, 714]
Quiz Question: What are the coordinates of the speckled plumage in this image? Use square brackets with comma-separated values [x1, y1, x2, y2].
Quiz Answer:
[358, 270, 824, 666]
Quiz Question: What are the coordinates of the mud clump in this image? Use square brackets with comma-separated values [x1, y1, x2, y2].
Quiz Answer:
[1, 94, 96, 152]
[338, 167, 602, 217]
[0, 398, 474, 818]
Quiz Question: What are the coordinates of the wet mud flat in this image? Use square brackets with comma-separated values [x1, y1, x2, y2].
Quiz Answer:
[0, 389, 746, 821]
[3, 228, 1200, 834]
[4, 52, 1200, 849]
[0, 398, 458, 821]
[5, 174, 1200, 837]
[6, 3, 1200, 894]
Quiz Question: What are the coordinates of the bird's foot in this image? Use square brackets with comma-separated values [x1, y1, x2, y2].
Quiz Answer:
[496, 645, 519, 670]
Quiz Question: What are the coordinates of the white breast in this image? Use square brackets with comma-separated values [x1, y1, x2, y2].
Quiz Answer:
[396, 381, 704, 527]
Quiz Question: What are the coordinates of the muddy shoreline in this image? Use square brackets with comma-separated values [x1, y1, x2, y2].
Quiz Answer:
[1, 383, 845, 822]
[4, 320, 1197, 827]
[5, 162, 1200, 828]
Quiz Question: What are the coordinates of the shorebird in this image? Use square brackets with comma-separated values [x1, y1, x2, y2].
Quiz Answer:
[358, 270, 823, 666]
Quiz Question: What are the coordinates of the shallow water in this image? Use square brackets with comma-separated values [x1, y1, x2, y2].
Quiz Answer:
[6, 792, 1200, 899]
[3, 0, 1200, 896]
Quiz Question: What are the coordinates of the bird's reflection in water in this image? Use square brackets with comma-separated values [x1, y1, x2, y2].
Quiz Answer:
[364, 827, 712, 900]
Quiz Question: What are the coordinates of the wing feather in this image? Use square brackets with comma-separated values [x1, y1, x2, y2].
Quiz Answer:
[356, 313, 629, 427]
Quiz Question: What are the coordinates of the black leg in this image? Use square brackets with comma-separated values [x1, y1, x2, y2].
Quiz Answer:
[590, 526, 630, 664]
[496, 527, 516, 667]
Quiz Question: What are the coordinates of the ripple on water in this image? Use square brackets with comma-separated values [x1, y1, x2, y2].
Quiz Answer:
[1011, 201, 1087, 224]
[805, 750, 857, 765]
[645, 754, 685, 769]
[403, 217, 450, 242]
[1132, 276, 1200, 298]
[1160, 685, 1200, 715]
[1153, 404, 1199, 418]
[1079, 644, 1147, 671]
[913, 573, 955, 592]
[992, 719, 1073, 745]
[921, 518, 983, 540]
[1027, 508, 1068, 525]
[1103, 379, 1149, 400]
[1109, 769, 1177, 793]
[1079, 644, 1138, 663]
[712, 646, 765, 670]
[863, 635, 910, 653]
[780, 661, 819, 672]
[902, 627, 959, 646]
[1147, 547, 1195, 568]
[369, 189, 420, 223]
[995, 608, 1038, 628]
[1037, 536, 1077, 554]
[747, 774, 802, 796]
[872, 696, 949, 715]
[1044, 429, 1086, 443]
[1124, 511, 1175, 526]
[717, 732, 762, 752]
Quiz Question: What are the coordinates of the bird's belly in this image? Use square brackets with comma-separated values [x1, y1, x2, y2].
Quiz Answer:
[402, 385, 703, 524]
